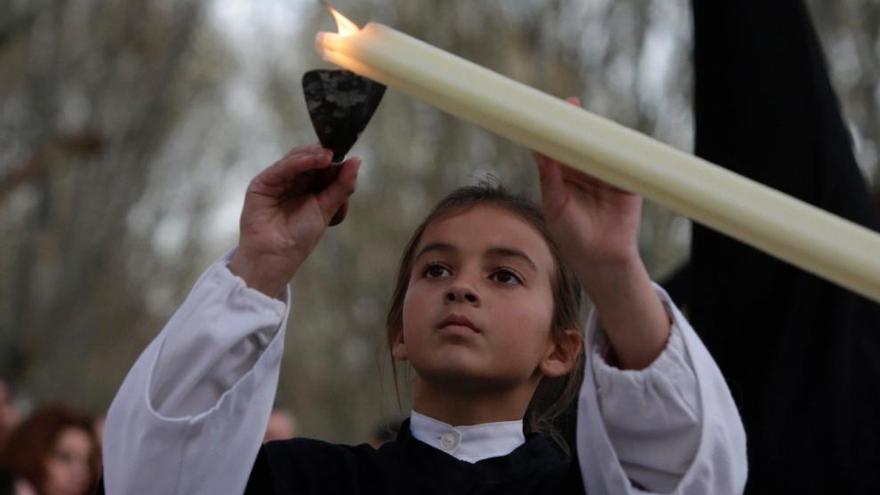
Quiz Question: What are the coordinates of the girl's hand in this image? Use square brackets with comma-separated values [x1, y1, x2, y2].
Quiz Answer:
[228, 144, 360, 298]
[534, 97, 642, 282]
[535, 97, 669, 369]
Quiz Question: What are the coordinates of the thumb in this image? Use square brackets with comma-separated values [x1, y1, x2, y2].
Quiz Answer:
[534, 152, 567, 217]
[535, 95, 581, 216]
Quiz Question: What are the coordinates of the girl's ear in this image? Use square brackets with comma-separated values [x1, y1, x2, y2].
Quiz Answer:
[539, 329, 583, 378]
[391, 328, 408, 361]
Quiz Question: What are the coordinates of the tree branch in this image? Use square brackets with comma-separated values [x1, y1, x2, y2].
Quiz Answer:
[0, 131, 104, 203]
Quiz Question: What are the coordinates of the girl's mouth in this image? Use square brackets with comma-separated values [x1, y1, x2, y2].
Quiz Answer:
[438, 314, 480, 333]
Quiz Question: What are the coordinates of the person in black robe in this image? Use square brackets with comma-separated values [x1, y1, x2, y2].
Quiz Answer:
[687, 0, 880, 492]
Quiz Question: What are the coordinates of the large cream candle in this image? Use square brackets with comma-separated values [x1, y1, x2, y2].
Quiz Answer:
[316, 14, 880, 304]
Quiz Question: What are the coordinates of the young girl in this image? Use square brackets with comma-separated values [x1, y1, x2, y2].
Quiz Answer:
[103, 122, 746, 493]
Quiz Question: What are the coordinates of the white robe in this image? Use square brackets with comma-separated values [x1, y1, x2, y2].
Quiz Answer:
[103, 254, 747, 494]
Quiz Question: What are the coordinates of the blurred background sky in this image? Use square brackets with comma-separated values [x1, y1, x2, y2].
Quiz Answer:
[1, 0, 878, 444]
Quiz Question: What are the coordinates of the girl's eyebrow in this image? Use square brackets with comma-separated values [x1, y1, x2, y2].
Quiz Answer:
[414, 242, 537, 273]
[485, 247, 538, 273]
[414, 242, 456, 262]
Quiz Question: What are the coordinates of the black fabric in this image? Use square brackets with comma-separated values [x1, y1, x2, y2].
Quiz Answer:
[244, 419, 584, 494]
[690, 0, 880, 492]
[0, 471, 13, 495]
[660, 263, 690, 308]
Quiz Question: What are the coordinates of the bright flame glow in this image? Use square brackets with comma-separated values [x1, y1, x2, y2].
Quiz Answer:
[330, 8, 359, 37]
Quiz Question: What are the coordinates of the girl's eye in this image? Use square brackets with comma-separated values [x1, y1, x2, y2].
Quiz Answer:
[490, 269, 523, 286]
[423, 263, 451, 279]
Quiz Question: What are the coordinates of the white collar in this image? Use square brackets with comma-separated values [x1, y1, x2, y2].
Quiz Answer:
[409, 410, 526, 464]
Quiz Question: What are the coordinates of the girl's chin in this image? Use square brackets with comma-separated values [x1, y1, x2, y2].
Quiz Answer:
[414, 362, 522, 393]
[414, 350, 484, 376]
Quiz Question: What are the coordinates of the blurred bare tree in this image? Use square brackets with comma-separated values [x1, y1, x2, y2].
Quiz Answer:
[0, 0, 231, 410]
[809, 0, 880, 187]
[1, 0, 877, 444]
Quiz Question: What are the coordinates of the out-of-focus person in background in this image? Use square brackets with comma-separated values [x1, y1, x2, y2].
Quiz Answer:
[91, 416, 105, 451]
[0, 473, 36, 495]
[0, 381, 20, 450]
[0, 380, 26, 495]
[262, 408, 296, 443]
[0, 404, 99, 495]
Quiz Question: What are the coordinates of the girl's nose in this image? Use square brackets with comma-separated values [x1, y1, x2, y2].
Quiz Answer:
[445, 285, 479, 304]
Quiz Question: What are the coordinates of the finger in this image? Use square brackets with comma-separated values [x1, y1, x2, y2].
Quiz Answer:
[532, 148, 560, 167]
[317, 157, 361, 225]
[257, 148, 334, 190]
[279, 143, 325, 161]
[558, 160, 598, 184]
[559, 164, 636, 196]
[271, 144, 327, 174]
[565, 96, 582, 107]
[534, 151, 567, 216]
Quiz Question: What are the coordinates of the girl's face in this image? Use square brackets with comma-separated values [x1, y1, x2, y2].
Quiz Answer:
[41, 426, 93, 495]
[396, 205, 560, 392]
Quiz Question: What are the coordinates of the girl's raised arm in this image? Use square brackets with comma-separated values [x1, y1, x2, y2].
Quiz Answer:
[534, 121, 747, 493]
[102, 146, 360, 494]
[534, 98, 669, 370]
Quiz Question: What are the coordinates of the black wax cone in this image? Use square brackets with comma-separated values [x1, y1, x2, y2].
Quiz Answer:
[302, 69, 386, 162]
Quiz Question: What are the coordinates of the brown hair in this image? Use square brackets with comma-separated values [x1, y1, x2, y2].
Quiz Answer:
[385, 181, 584, 452]
[0, 403, 100, 495]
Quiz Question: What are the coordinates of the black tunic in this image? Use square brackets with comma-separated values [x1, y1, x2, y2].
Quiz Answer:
[689, 0, 880, 492]
[244, 421, 584, 494]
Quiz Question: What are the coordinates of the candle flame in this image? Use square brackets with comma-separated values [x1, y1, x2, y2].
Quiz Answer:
[330, 8, 359, 37]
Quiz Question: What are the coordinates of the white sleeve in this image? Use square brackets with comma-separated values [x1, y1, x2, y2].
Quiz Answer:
[577, 285, 747, 495]
[103, 253, 289, 495]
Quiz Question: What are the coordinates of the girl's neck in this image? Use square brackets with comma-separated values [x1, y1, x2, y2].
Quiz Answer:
[411, 378, 536, 426]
